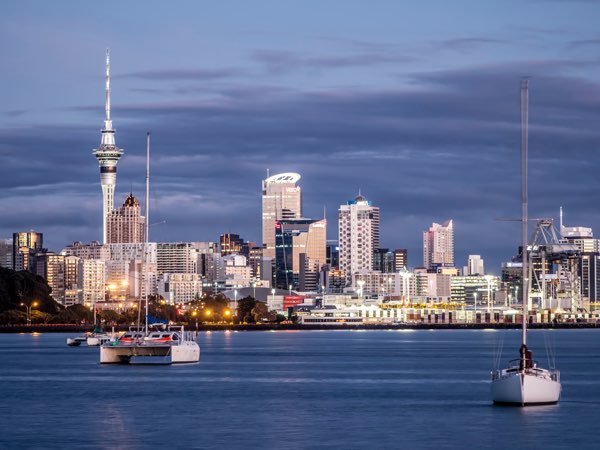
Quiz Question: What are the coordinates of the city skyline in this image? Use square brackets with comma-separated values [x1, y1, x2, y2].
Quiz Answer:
[2, 1, 600, 273]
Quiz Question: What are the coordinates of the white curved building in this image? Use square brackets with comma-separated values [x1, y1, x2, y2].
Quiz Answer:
[261, 172, 302, 259]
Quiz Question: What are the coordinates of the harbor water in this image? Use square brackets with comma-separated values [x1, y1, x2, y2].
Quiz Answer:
[1, 329, 599, 449]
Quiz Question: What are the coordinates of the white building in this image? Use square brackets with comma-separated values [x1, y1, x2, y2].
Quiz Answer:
[338, 194, 380, 287]
[158, 273, 202, 304]
[106, 243, 157, 300]
[223, 254, 253, 288]
[262, 172, 302, 259]
[423, 220, 454, 269]
[63, 241, 110, 260]
[157, 242, 198, 275]
[465, 255, 485, 276]
[81, 259, 106, 306]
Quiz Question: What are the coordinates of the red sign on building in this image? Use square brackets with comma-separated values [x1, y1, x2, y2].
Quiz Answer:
[283, 295, 305, 310]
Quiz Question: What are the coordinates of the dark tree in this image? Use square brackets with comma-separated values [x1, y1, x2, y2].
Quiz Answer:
[236, 296, 256, 323]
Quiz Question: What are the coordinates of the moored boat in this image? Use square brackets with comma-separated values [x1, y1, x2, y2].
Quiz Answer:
[491, 79, 561, 406]
[100, 325, 200, 364]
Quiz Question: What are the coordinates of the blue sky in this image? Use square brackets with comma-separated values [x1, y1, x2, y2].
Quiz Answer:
[1, 0, 600, 272]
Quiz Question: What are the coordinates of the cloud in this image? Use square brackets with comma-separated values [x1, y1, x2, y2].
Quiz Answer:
[2, 60, 600, 271]
[252, 49, 412, 74]
[120, 67, 246, 81]
[436, 37, 508, 51]
[568, 38, 600, 49]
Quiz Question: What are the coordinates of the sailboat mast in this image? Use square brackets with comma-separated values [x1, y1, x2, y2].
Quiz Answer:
[520, 79, 529, 347]
[145, 132, 150, 332]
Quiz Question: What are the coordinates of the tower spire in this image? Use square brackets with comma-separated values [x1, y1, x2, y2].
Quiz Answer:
[94, 48, 123, 244]
[105, 48, 111, 123]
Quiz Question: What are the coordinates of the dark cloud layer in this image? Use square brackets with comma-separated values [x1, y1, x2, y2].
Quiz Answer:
[1, 60, 600, 272]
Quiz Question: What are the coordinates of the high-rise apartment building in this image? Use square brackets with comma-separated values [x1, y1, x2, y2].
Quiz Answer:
[13, 231, 43, 271]
[338, 194, 380, 286]
[82, 259, 106, 305]
[157, 243, 198, 275]
[394, 249, 408, 271]
[63, 241, 109, 260]
[274, 218, 326, 290]
[220, 233, 249, 257]
[35, 252, 66, 304]
[0, 238, 13, 268]
[465, 254, 485, 276]
[423, 220, 454, 269]
[374, 248, 395, 273]
[262, 172, 302, 259]
[93, 49, 124, 244]
[106, 194, 145, 244]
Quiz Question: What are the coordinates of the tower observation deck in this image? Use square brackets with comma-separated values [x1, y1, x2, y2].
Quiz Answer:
[93, 49, 124, 244]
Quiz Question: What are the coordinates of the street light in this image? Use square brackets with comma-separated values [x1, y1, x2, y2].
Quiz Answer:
[20, 301, 38, 326]
[484, 275, 494, 313]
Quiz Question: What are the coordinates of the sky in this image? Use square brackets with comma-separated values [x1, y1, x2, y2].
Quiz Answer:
[1, 0, 600, 274]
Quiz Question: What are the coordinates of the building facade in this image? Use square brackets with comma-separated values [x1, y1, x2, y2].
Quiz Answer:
[274, 218, 327, 290]
[13, 231, 43, 272]
[423, 220, 454, 269]
[261, 172, 302, 259]
[106, 194, 145, 244]
[338, 194, 380, 286]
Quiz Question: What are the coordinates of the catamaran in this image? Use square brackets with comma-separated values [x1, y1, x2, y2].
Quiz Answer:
[491, 79, 561, 406]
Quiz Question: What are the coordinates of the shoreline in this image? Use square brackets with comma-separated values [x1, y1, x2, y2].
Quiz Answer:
[1, 322, 599, 333]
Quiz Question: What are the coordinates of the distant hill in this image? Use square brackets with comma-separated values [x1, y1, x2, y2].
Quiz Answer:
[0, 267, 62, 314]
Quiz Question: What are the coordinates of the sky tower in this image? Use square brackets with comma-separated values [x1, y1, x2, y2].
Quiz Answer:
[93, 49, 124, 244]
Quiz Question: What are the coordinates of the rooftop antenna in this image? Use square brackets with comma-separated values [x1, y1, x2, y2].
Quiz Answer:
[267, 168, 270, 179]
[323, 205, 326, 221]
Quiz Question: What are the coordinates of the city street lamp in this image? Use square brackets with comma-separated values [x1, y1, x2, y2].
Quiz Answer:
[20, 301, 38, 326]
[484, 275, 494, 313]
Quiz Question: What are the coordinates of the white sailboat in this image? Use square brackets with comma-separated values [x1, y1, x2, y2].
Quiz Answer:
[491, 79, 561, 406]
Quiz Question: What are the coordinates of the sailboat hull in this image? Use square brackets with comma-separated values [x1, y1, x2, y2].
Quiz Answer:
[492, 370, 561, 406]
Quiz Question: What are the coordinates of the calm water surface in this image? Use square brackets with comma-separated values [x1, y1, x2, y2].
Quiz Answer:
[0, 329, 599, 449]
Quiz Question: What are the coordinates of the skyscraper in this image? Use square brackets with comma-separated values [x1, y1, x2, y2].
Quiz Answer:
[393, 249, 408, 271]
[423, 220, 454, 269]
[274, 218, 326, 290]
[466, 254, 484, 276]
[261, 172, 302, 259]
[338, 194, 380, 286]
[12, 231, 43, 271]
[106, 194, 145, 244]
[93, 49, 123, 244]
